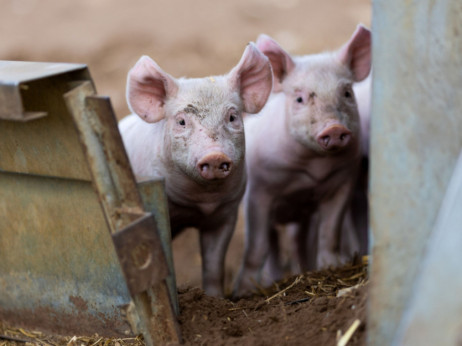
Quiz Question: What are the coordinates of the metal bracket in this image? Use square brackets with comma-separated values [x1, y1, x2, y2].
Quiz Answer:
[0, 61, 87, 121]
[112, 213, 169, 296]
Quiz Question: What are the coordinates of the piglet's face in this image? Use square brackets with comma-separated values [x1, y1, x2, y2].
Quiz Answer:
[283, 58, 361, 154]
[163, 78, 246, 183]
[257, 25, 371, 155]
[126, 43, 273, 184]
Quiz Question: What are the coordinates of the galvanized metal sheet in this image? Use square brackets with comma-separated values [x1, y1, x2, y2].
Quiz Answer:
[0, 61, 87, 83]
[0, 61, 180, 344]
[0, 62, 93, 180]
[369, 1, 462, 344]
[138, 178, 179, 315]
[0, 171, 132, 337]
[0, 61, 87, 121]
[64, 81, 181, 345]
[393, 151, 462, 345]
[112, 213, 169, 296]
[0, 62, 133, 337]
[64, 85, 172, 290]
[85, 95, 147, 229]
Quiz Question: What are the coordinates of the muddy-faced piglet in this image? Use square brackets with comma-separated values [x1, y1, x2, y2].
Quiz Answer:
[234, 25, 371, 297]
[119, 43, 273, 297]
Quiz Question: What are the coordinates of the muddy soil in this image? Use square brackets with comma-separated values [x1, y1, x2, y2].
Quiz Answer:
[0, 260, 368, 345]
[177, 259, 368, 346]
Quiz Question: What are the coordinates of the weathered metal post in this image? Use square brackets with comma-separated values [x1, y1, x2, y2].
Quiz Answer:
[369, 1, 462, 344]
[64, 81, 181, 345]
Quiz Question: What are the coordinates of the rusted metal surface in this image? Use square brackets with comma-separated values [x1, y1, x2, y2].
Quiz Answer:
[0, 61, 181, 344]
[113, 213, 169, 296]
[64, 83, 144, 229]
[369, 1, 462, 344]
[0, 171, 132, 337]
[0, 63, 93, 180]
[0, 62, 133, 337]
[138, 178, 179, 316]
[64, 81, 181, 345]
[0, 61, 86, 121]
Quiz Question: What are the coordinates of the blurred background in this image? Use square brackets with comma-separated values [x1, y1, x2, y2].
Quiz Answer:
[0, 0, 371, 292]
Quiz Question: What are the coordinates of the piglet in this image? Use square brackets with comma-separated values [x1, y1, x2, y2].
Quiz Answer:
[354, 73, 372, 157]
[233, 25, 371, 297]
[119, 43, 273, 297]
[350, 73, 372, 255]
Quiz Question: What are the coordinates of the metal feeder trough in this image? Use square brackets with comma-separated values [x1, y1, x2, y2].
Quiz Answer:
[0, 61, 181, 345]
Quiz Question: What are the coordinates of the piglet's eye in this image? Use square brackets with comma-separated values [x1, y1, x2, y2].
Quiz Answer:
[178, 119, 186, 126]
[296, 96, 304, 103]
[228, 110, 240, 124]
[344, 90, 352, 98]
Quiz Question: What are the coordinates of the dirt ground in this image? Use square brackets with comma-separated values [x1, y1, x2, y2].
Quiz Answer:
[0, 0, 371, 344]
[177, 259, 368, 346]
[1, 259, 368, 345]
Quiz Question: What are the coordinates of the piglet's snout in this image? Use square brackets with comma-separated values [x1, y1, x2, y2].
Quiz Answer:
[197, 152, 233, 180]
[317, 125, 352, 151]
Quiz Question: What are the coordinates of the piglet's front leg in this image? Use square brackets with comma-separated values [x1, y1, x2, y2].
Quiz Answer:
[199, 207, 238, 297]
[233, 189, 272, 298]
[316, 178, 356, 269]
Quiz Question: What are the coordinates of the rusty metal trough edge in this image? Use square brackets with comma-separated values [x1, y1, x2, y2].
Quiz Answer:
[0, 61, 181, 344]
[64, 80, 181, 345]
[0, 61, 86, 121]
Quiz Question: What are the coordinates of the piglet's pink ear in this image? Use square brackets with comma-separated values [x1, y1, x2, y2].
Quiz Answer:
[337, 24, 371, 82]
[256, 34, 295, 92]
[229, 43, 273, 114]
[126, 55, 179, 123]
